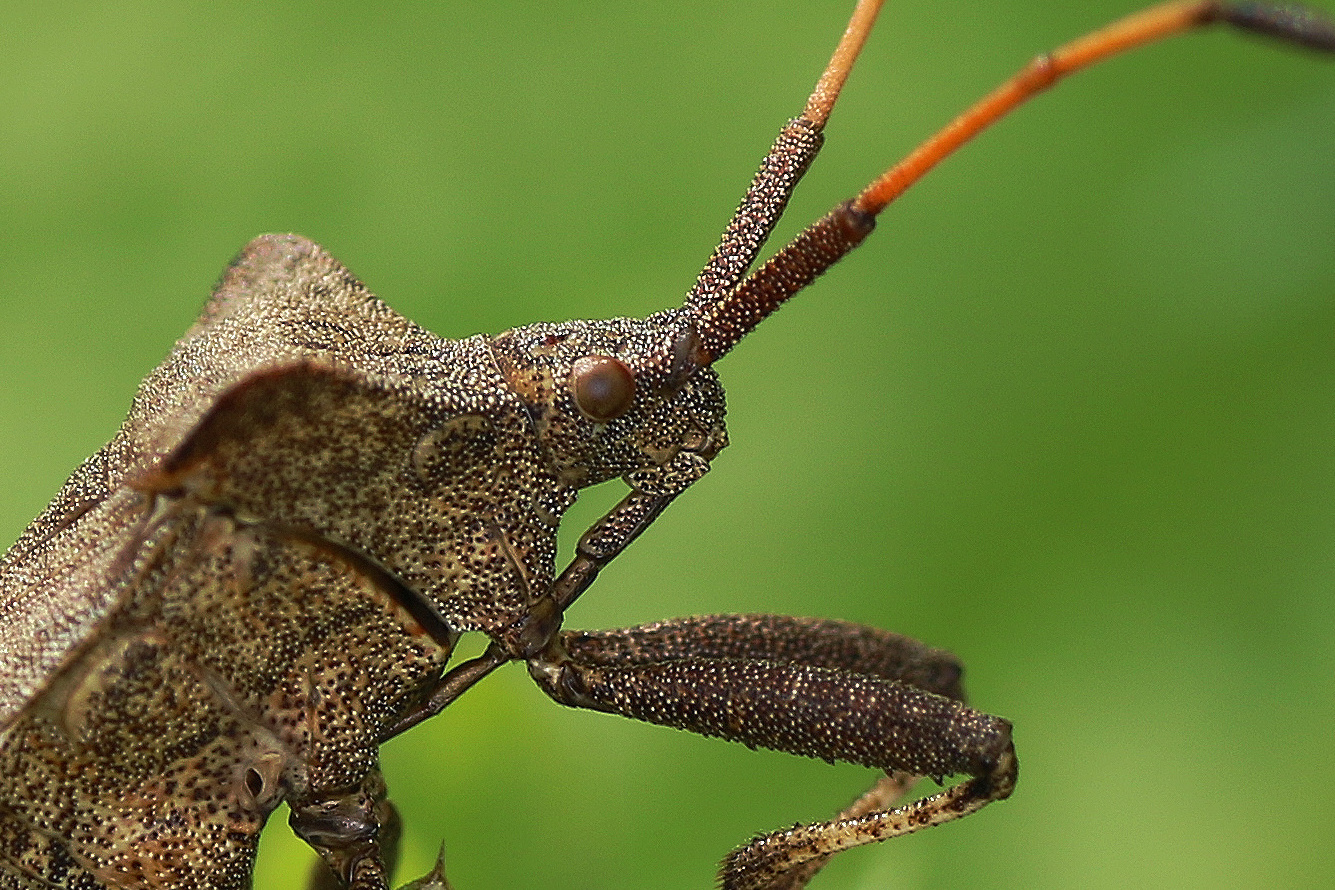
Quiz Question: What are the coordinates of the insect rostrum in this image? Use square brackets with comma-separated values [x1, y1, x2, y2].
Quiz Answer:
[1, 2, 1333, 889]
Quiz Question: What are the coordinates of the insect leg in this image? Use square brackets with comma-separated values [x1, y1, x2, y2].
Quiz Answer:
[545, 490, 679, 616]
[527, 615, 1014, 890]
[383, 644, 510, 739]
[558, 614, 967, 700]
[291, 767, 399, 890]
[758, 771, 920, 890]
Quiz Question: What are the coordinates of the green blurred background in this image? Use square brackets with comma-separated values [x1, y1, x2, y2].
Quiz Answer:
[3, 1, 1334, 887]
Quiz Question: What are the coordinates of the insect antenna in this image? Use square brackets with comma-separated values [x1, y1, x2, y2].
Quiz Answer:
[687, 0, 1335, 367]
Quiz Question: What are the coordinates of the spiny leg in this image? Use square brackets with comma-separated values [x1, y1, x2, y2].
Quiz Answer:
[560, 615, 964, 886]
[718, 748, 1016, 890]
[529, 615, 1014, 890]
[559, 614, 967, 701]
[756, 771, 919, 890]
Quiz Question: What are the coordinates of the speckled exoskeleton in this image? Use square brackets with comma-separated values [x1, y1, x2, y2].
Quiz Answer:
[1, 2, 1331, 889]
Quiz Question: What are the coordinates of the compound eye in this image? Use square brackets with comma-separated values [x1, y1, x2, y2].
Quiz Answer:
[571, 355, 636, 422]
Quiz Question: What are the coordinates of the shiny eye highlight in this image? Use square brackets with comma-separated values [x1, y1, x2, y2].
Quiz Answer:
[570, 355, 636, 422]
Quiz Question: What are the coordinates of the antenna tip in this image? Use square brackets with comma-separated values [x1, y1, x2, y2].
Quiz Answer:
[1223, 2, 1335, 51]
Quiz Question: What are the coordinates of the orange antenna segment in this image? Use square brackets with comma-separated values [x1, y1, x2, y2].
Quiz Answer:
[805, 0, 888, 127]
[854, 0, 1335, 216]
[689, 0, 1335, 366]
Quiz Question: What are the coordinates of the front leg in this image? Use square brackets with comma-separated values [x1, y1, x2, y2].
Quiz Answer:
[528, 614, 1016, 890]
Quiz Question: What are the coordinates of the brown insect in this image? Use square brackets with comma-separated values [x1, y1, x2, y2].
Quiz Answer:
[1, 2, 1332, 889]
